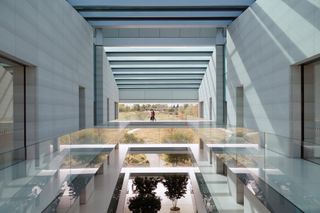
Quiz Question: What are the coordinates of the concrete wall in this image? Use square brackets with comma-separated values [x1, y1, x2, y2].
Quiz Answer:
[0, 0, 94, 144]
[95, 47, 119, 124]
[226, 0, 320, 156]
[198, 46, 224, 123]
[119, 89, 198, 103]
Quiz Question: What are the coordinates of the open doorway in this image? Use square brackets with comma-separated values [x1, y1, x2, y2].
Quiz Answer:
[209, 97, 212, 120]
[236, 86, 244, 127]
[199, 101, 204, 119]
[0, 56, 25, 154]
[114, 102, 119, 120]
[302, 59, 320, 164]
[79, 86, 86, 129]
[107, 98, 110, 122]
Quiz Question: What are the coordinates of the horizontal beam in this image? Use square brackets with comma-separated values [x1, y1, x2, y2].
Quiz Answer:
[81, 11, 242, 18]
[119, 88, 199, 101]
[107, 56, 211, 61]
[110, 65, 208, 69]
[118, 85, 200, 89]
[106, 52, 213, 56]
[68, 0, 255, 8]
[111, 68, 206, 71]
[113, 72, 205, 75]
[110, 61, 208, 65]
[115, 74, 202, 79]
[116, 80, 202, 84]
[89, 20, 232, 28]
[105, 46, 214, 52]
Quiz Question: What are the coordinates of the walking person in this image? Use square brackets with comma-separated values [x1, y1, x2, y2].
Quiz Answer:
[150, 109, 156, 121]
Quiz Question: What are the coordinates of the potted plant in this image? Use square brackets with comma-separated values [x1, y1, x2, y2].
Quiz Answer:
[162, 175, 188, 212]
[128, 176, 161, 213]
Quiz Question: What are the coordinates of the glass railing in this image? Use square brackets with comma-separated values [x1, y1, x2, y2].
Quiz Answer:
[1, 122, 320, 213]
[193, 125, 320, 213]
[0, 127, 126, 213]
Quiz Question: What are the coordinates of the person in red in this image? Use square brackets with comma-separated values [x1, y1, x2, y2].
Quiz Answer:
[150, 109, 156, 121]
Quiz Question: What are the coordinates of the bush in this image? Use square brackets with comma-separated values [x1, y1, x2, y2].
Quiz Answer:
[121, 133, 144, 144]
[162, 132, 193, 143]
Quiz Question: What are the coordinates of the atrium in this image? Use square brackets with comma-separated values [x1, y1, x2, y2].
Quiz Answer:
[0, 0, 319, 212]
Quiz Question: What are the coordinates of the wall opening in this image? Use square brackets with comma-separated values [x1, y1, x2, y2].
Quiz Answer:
[236, 86, 244, 127]
[199, 101, 204, 119]
[79, 86, 86, 129]
[118, 103, 199, 121]
[209, 97, 212, 120]
[114, 102, 119, 120]
[0, 56, 25, 155]
[107, 97, 110, 122]
[302, 59, 320, 164]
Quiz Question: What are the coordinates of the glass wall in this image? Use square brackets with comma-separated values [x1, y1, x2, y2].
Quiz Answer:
[303, 60, 320, 164]
[0, 57, 24, 154]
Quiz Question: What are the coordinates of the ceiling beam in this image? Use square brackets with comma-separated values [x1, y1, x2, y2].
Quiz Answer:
[114, 74, 203, 80]
[68, 0, 255, 8]
[118, 85, 200, 89]
[80, 11, 243, 18]
[89, 20, 232, 28]
[107, 56, 211, 61]
[106, 52, 213, 56]
[116, 80, 202, 85]
[104, 46, 214, 52]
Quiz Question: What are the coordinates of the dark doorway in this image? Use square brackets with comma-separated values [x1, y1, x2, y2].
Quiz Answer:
[0, 56, 25, 154]
[79, 86, 86, 129]
[236, 86, 244, 127]
[302, 59, 320, 164]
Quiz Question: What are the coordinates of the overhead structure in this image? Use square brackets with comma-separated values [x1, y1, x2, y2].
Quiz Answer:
[67, 0, 255, 28]
[67, 0, 255, 101]
[105, 46, 214, 89]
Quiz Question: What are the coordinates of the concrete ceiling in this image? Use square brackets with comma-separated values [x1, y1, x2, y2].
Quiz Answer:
[105, 46, 213, 89]
[67, 0, 255, 28]
[67, 0, 254, 91]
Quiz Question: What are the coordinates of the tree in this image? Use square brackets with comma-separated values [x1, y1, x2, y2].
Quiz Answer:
[128, 177, 162, 213]
[162, 175, 188, 211]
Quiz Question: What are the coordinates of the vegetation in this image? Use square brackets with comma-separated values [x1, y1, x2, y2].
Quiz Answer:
[162, 175, 189, 211]
[61, 153, 108, 168]
[59, 128, 125, 145]
[118, 103, 199, 121]
[161, 154, 193, 167]
[121, 133, 145, 144]
[161, 131, 194, 144]
[128, 177, 162, 213]
[124, 154, 150, 167]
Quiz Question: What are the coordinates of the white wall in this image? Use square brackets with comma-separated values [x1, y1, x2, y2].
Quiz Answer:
[199, 50, 216, 120]
[226, 0, 320, 156]
[119, 89, 198, 103]
[0, 0, 94, 144]
[95, 47, 119, 124]
[198, 46, 224, 123]
[104, 53, 119, 121]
